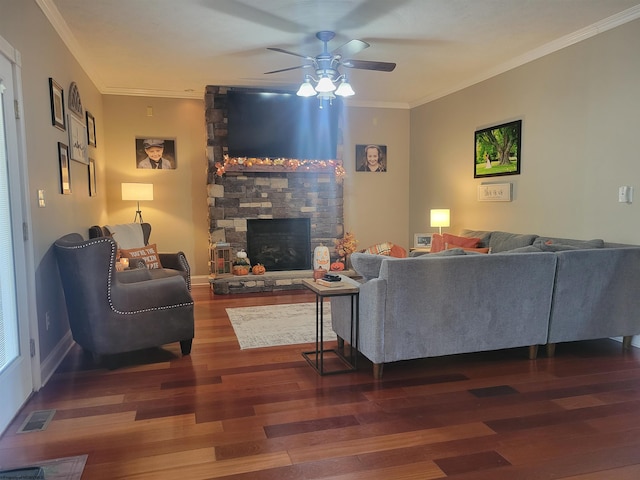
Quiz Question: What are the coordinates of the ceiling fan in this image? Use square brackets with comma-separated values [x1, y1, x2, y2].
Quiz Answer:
[264, 31, 396, 99]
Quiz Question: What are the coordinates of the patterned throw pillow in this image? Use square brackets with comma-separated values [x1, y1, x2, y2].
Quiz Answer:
[363, 242, 393, 256]
[119, 243, 162, 269]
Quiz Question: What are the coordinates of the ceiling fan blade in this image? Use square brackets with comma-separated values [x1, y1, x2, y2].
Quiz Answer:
[342, 59, 396, 72]
[267, 47, 314, 61]
[331, 39, 369, 58]
[264, 64, 313, 75]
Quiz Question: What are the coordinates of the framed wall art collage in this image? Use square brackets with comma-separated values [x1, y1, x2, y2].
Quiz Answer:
[49, 79, 97, 196]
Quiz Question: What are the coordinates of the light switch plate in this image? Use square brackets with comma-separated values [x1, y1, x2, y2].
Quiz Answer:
[37, 189, 45, 207]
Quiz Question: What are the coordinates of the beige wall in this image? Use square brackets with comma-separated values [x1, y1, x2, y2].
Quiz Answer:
[410, 18, 640, 245]
[102, 96, 208, 276]
[1, 0, 107, 369]
[342, 106, 411, 250]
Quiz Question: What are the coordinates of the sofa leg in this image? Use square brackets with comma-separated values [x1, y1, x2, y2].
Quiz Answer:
[337, 336, 344, 350]
[546, 343, 556, 357]
[180, 339, 193, 355]
[623, 335, 633, 350]
[373, 363, 383, 380]
[528, 345, 539, 360]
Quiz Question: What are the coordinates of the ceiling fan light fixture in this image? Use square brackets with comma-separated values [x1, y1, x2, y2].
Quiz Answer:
[296, 78, 317, 97]
[315, 76, 336, 93]
[335, 79, 355, 97]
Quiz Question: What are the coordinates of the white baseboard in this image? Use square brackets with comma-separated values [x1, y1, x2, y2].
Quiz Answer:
[39, 330, 74, 388]
[191, 274, 211, 286]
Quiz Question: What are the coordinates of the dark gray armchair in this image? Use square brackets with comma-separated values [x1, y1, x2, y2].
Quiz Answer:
[54, 233, 194, 360]
[88, 223, 191, 290]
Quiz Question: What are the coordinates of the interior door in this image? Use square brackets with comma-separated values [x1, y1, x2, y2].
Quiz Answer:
[0, 41, 35, 435]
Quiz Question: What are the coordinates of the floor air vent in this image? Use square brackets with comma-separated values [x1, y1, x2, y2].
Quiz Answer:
[16, 409, 55, 433]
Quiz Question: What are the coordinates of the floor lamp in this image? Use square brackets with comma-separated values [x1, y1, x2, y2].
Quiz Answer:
[430, 208, 450, 235]
[121, 183, 154, 223]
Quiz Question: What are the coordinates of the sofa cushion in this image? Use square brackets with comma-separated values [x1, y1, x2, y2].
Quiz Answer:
[461, 229, 493, 248]
[533, 237, 605, 250]
[120, 243, 163, 269]
[431, 233, 481, 253]
[497, 245, 543, 254]
[445, 244, 490, 254]
[488, 231, 538, 253]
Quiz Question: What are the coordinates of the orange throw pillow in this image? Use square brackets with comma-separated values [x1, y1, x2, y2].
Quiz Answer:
[120, 243, 162, 269]
[442, 233, 481, 248]
[430, 233, 445, 253]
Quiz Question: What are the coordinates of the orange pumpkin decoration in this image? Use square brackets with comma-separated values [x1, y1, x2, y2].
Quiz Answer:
[252, 264, 266, 275]
[233, 265, 249, 276]
[330, 261, 345, 271]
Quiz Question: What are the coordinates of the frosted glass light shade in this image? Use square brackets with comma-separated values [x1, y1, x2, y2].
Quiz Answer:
[315, 76, 336, 93]
[296, 80, 316, 97]
[335, 80, 355, 97]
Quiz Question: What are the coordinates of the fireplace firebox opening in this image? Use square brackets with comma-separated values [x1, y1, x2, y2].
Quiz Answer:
[246, 218, 311, 271]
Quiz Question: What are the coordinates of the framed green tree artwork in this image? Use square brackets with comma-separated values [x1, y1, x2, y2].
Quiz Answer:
[474, 119, 521, 178]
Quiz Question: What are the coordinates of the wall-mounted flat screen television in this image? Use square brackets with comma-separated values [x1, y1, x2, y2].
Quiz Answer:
[227, 89, 341, 160]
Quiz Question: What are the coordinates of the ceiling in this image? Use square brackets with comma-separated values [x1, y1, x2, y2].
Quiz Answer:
[41, 0, 640, 108]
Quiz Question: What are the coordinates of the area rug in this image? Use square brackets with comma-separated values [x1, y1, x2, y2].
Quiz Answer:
[0, 454, 86, 479]
[226, 302, 336, 349]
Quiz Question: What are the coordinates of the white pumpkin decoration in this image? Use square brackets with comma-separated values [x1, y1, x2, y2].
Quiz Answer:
[313, 245, 330, 270]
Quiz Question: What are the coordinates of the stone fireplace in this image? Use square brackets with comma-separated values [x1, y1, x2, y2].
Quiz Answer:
[205, 86, 345, 291]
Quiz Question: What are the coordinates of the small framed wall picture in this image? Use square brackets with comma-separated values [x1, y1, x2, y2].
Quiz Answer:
[58, 142, 71, 194]
[68, 114, 88, 164]
[414, 233, 432, 248]
[88, 158, 97, 196]
[86, 111, 96, 147]
[49, 78, 65, 131]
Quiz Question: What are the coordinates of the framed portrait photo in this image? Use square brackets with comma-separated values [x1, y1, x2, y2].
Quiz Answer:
[49, 78, 65, 131]
[355, 144, 387, 172]
[474, 119, 522, 178]
[135, 137, 177, 169]
[58, 142, 71, 194]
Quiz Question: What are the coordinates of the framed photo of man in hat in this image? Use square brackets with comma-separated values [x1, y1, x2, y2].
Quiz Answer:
[135, 137, 177, 169]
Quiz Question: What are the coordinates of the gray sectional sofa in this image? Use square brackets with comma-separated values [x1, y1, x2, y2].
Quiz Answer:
[330, 230, 640, 378]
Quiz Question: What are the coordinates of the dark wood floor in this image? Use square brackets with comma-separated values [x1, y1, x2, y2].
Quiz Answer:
[2, 285, 640, 479]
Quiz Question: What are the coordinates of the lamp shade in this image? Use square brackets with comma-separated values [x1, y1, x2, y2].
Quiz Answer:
[430, 209, 450, 228]
[122, 183, 153, 201]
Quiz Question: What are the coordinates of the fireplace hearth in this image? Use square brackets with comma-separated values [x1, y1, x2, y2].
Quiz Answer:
[246, 218, 311, 271]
